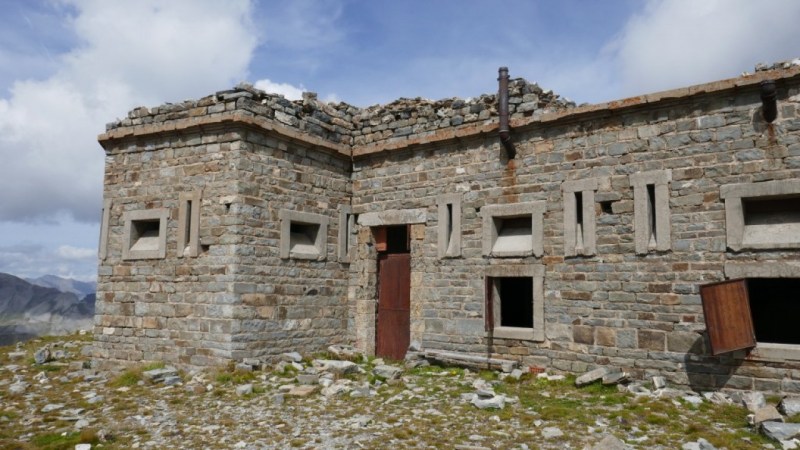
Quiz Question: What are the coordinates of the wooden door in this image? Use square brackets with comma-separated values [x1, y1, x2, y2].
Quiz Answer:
[376, 253, 411, 360]
[700, 279, 756, 355]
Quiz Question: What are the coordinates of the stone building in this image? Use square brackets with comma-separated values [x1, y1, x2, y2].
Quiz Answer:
[95, 60, 800, 392]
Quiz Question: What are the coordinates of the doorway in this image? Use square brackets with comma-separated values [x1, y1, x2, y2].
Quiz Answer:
[375, 225, 411, 360]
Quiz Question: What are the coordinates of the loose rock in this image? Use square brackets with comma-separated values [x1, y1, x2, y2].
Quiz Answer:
[541, 427, 564, 439]
[288, 385, 317, 397]
[471, 395, 505, 410]
[314, 359, 358, 375]
[373, 364, 403, 380]
[762, 422, 800, 441]
[142, 367, 178, 383]
[34, 346, 51, 365]
[742, 391, 766, 413]
[576, 368, 609, 387]
[781, 397, 800, 417]
[235, 384, 253, 396]
[587, 434, 629, 450]
[753, 405, 784, 425]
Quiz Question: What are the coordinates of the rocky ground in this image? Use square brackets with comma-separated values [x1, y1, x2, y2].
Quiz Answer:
[1, 334, 798, 450]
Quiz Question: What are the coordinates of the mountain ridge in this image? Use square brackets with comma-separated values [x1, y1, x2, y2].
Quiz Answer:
[0, 272, 95, 345]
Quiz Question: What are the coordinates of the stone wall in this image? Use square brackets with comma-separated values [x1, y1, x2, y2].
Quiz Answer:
[96, 60, 800, 393]
[224, 129, 352, 361]
[95, 126, 243, 366]
[96, 121, 353, 366]
[349, 67, 800, 392]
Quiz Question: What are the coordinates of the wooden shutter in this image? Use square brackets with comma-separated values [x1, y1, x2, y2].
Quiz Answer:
[485, 276, 494, 332]
[373, 227, 387, 252]
[700, 279, 756, 355]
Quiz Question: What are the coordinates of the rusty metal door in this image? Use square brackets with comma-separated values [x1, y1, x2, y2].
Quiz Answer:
[376, 253, 411, 360]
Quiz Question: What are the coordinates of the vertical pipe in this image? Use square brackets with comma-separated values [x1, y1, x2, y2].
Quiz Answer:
[760, 80, 778, 123]
[498, 67, 516, 159]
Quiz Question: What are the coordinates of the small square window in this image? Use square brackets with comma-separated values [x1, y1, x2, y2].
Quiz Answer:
[122, 209, 169, 260]
[280, 209, 328, 260]
[485, 264, 545, 342]
[722, 180, 800, 251]
[495, 277, 533, 328]
[482, 201, 546, 258]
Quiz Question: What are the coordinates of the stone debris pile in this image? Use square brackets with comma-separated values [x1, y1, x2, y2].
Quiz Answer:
[106, 76, 575, 149]
[1, 336, 796, 449]
[575, 366, 800, 449]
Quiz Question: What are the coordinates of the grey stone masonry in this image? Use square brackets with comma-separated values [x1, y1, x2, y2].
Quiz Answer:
[95, 61, 800, 394]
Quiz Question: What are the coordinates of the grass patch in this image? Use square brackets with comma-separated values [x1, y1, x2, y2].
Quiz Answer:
[215, 369, 255, 385]
[30, 429, 99, 450]
[37, 364, 64, 373]
[109, 368, 142, 388]
[142, 361, 166, 371]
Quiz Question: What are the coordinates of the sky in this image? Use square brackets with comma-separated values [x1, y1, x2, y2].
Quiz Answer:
[0, 0, 799, 282]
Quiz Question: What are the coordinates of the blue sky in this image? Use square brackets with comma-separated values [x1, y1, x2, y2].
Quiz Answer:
[1, 0, 799, 281]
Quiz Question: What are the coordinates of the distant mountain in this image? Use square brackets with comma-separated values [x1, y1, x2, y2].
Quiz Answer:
[26, 274, 96, 299]
[0, 273, 95, 346]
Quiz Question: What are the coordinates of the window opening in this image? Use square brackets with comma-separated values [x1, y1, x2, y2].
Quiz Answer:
[280, 209, 328, 260]
[178, 191, 201, 258]
[747, 278, 800, 345]
[337, 206, 355, 263]
[183, 200, 192, 251]
[290, 222, 320, 255]
[647, 184, 657, 250]
[446, 203, 455, 253]
[438, 194, 462, 259]
[574, 191, 584, 252]
[131, 220, 160, 252]
[722, 180, 800, 251]
[122, 208, 168, 260]
[631, 170, 671, 254]
[482, 201, 545, 258]
[383, 225, 409, 254]
[493, 216, 532, 254]
[98, 199, 111, 260]
[497, 277, 533, 328]
[345, 214, 354, 252]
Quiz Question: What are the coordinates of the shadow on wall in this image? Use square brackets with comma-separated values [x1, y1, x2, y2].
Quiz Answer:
[683, 333, 744, 391]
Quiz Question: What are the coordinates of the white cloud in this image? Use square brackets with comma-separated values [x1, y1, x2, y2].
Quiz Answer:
[56, 245, 95, 260]
[0, 0, 259, 223]
[254, 79, 305, 101]
[0, 243, 96, 282]
[608, 0, 800, 97]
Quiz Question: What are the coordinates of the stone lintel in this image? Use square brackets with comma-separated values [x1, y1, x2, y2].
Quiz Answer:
[358, 209, 427, 226]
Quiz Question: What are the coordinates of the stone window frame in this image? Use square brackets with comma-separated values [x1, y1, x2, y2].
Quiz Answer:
[437, 193, 462, 259]
[177, 191, 201, 258]
[98, 199, 111, 260]
[485, 264, 545, 341]
[337, 205, 356, 263]
[122, 208, 169, 260]
[562, 178, 599, 257]
[720, 262, 800, 361]
[630, 170, 672, 255]
[720, 179, 800, 251]
[279, 209, 329, 260]
[481, 201, 546, 258]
